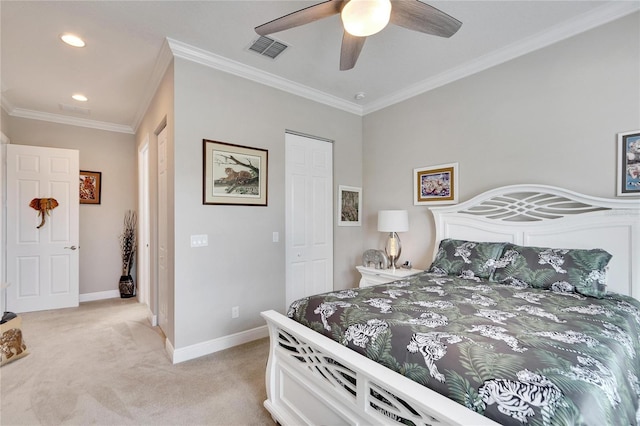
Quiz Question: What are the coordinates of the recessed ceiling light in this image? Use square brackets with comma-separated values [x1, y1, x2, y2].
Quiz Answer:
[72, 94, 88, 102]
[60, 33, 85, 48]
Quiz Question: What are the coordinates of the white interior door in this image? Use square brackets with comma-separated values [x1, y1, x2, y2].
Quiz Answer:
[157, 126, 169, 333]
[138, 137, 154, 324]
[1, 133, 9, 298]
[285, 132, 333, 308]
[6, 144, 79, 313]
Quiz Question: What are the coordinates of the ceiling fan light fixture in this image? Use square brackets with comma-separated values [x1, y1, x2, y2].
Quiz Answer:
[341, 0, 391, 37]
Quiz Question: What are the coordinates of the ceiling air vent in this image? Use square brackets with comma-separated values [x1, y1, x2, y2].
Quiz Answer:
[248, 36, 288, 60]
[59, 103, 90, 115]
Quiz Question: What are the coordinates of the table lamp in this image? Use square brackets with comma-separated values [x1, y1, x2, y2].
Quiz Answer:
[377, 210, 409, 269]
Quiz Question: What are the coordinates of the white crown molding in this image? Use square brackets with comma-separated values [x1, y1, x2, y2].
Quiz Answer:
[8, 107, 134, 134]
[166, 38, 364, 116]
[3, 39, 173, 135]
[165, 2, 637, 118]
[131, 39, 175, 132]
[1, 94, 15, 116]
[363, 1, 640, 114]
[3, 82, 135, 134]
[4, 1, 637, 131]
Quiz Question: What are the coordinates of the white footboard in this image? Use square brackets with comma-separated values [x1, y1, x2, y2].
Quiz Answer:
[261, 310, 498, 426]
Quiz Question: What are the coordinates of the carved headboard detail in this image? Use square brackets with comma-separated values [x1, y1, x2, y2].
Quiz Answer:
[430, 185, 640, 298]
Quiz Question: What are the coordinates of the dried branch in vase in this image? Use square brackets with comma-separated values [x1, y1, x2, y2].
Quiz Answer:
[119, 210, 137, 276]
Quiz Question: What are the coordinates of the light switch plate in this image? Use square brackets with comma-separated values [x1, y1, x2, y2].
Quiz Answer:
[190, 234, 208, 247]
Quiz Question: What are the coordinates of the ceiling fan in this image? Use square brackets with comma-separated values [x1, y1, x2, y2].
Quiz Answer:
[255, 0, 462, 71]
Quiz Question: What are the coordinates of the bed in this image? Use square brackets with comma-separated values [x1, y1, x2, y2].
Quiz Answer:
[262, 184, 640, 425]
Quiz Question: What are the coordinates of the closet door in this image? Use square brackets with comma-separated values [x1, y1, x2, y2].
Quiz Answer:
[285, 132, 333, 308]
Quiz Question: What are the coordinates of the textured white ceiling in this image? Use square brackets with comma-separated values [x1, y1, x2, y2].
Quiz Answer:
[1, 1, 637, 133]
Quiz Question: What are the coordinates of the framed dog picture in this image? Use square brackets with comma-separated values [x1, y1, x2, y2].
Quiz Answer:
[414, 163, 458, 205]
[617, 130, 640, 196]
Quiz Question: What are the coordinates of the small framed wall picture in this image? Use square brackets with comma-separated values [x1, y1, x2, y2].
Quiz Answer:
[338, 185, 362, 226]
[79, 170, 102, 204]
[414, 162, 458, 205]
[617, 130, 640, 196]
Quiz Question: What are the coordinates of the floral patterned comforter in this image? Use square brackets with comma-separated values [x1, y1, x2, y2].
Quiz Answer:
[287, 272, 640, 426]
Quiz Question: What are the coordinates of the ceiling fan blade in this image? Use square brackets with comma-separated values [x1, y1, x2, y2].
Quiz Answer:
[390, 0, 462, 38]
[340, 31, 366, 71]
[255, 0, 344, 36]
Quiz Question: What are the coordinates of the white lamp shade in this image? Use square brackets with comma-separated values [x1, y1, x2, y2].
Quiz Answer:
[377, 210, 409, 233]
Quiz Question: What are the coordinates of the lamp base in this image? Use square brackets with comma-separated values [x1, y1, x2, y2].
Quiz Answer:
[387, 255, 399, 270]
[385, 232, 402, 269]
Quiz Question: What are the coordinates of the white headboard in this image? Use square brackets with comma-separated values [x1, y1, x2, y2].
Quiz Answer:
[429, 185, 640, 298]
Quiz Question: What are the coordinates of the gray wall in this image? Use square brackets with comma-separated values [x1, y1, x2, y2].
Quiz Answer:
[3, 118, 137, 296]
[3, 11, 637, 357]
[171, 59, 362, 348]
[362, 12, 640, 270]
[136, 60, 175, 341]
[1, 108, 11, 135]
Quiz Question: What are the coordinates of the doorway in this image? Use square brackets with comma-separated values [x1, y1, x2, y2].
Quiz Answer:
[284, 132, 333, 308]
[156, 125, 169, 334]
[138, 136, 154, 325]
[6, 144, 80, 312]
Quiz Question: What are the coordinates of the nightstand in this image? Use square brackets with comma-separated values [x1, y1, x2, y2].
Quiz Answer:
[356, 265, 423, 288]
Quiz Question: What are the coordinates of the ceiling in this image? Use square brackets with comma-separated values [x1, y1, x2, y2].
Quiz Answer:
[1, 1, 637, 134]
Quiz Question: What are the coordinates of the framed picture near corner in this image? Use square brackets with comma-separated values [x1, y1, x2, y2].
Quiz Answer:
[79, 170, 102, 204]
[617, 130, 640, 196]
[413, 162, 458, 205]
[338, 185, 362, 226]
[203, 139, 268, 206]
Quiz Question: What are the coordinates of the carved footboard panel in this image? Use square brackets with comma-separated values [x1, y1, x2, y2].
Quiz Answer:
[261, 310, 497, 426]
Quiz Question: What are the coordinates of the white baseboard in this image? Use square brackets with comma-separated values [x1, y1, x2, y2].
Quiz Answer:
[165, 338, 175, 362]
[78, 290, 266, 364]
[147, 309, 158, 327]
[79, 290, 120, 302]
[169, 324, 268, 364]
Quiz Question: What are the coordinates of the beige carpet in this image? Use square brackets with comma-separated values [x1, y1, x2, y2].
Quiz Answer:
[0, 298, 275, 425]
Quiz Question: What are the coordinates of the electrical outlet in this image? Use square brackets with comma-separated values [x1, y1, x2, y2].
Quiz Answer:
[231, 306, 239, 319]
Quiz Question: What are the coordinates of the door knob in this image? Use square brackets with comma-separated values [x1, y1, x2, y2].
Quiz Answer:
[64, 245, 78, 250]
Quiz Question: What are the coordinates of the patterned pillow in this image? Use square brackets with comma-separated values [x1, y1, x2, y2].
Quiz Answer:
[491, 244, 612, 298]
[428, 239, 506, 279]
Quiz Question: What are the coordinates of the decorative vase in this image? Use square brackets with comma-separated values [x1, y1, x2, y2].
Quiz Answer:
[119, 275, 135, 298]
